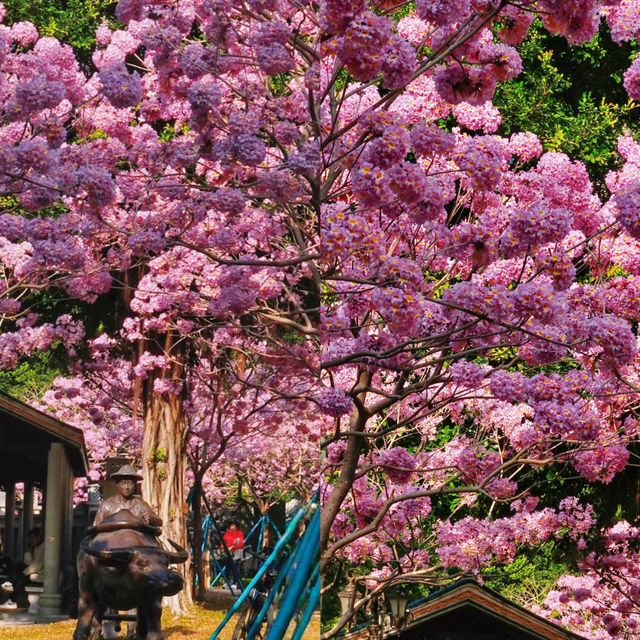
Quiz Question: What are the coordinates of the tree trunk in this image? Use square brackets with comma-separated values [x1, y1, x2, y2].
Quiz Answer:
[191, 480, 206, 601]
[259, 502, 271, 549]
[320, 407, 369, 562]
[141, 384, 192, 614]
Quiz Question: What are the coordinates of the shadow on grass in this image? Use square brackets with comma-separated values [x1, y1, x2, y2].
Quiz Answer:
[164, 626, 199, 637]
[200, 601, 236, 611]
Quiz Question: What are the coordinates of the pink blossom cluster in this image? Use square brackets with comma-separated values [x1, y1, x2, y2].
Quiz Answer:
[435, 64, 498, 106]
[614, 180, 640, 238]
[318, 387, 353, 418]
[542, 521, 640, 638]
[537, 249, 577, 290]
[453, 134, 507, 191]
[0, 315, 84, 369]
[601, 234, 640, 275]
[588, 314, 637, 366]
[332, 9, 418, 89]
[539, 0, 600, 43]
[603, 0, 640, 43]
[411, 121, 455, 157]
[5, 74, 65, 121]
[436, 499, 593, 574]
[624, 55, 640, 103]
[416, 0, 471, 27]
[500, 198, 573, 258]
[509, 131, 543, 162]
[98, 63, 143, 109]
[452, 101, 502, 133]
[496, 5, 535, 45]
[448, 360, 489, 388]
[374, 447, 416, 484]
[388, 72, 451, 124]
[569, 442, 630, 483]
[489, 370, 527, 402]
[396, 14, 431, 46]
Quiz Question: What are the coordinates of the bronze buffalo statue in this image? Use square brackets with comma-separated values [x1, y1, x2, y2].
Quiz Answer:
[72, 509, 188, 640]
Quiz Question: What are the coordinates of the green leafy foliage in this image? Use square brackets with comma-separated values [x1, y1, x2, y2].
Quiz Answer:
[494, 20, 640, 193]
[268, 72, 293, 97]
[0, 350, 62, 401]
[486, 544, 567, 609]
[4, 0, 118, 67]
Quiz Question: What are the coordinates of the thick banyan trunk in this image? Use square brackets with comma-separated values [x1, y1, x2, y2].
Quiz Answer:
[141, 371, 192, 614]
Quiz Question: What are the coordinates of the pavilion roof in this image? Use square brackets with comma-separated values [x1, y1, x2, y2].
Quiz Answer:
[0, 390, 88, 480]
[343, 578, 588, 640]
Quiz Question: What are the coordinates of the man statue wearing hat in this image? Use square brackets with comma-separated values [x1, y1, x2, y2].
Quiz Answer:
[93, 464, 163, 527]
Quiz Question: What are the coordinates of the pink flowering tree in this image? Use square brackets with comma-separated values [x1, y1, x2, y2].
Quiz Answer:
[183, 345, 321, 597]
[315, 0, 640, 635]
[35, 340, 321, 599]
[0, 0, 326, 609]
[208, 413, 323, 551]
[215, 414, 324, 512]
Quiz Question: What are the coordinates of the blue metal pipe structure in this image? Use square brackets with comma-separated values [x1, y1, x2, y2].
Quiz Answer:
[264, 503, 320, 640]
[207, 500, 311, 640]
[245, 514, 282, 552]
[244, 540, 298, 639]
[188, 489, 242, 590]
[207, 492, 320, 640]
[244, 502, 320, 640]
[290, 567, 320, 640]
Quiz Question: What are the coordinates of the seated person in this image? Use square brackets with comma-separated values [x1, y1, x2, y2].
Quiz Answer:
[22, 527, 44, 583]
[93, 464, 162, 528]
[0, 528, 44, 609]
[223, 521, 245, 555]
[0, 556, 13, 580]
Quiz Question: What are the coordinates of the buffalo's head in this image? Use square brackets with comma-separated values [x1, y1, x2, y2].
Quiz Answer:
[81, 538, 187, 596]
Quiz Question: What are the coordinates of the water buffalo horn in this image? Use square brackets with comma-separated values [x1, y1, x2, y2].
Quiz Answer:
[165, 539, 189, 564]
[83, 545, 133, 564]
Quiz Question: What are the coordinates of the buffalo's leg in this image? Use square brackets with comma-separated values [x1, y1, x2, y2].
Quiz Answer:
[72, 594, 98, 640]
[147, 597, 164, 640]
[136, 598, 163, 640]
[135, 605, 147, 640]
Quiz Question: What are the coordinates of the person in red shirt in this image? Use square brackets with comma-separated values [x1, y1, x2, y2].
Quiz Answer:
[223, 522, 244, 552]
[221, 521, 244, 593]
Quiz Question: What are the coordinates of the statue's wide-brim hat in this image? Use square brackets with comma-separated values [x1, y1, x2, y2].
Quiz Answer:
[110, 464, 142, 481]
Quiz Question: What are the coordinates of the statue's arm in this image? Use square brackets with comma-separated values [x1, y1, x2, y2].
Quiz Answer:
[147, 514, 164, 527]
[138, 499, 163, 527]
[92, 503, 108, 526]
[92, 497, 121, 526]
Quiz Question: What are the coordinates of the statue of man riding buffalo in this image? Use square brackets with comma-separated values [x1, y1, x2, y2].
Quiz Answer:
[72, 465, 188, 640]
